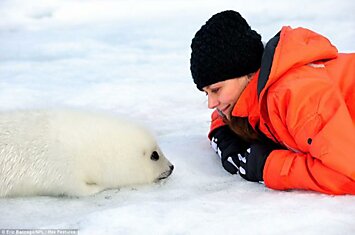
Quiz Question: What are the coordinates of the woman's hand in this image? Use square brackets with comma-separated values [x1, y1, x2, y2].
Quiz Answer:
[238, 142, 282, 182]
[210, 126, 249, 174]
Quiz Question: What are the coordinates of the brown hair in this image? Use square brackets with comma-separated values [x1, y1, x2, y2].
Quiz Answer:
[224, 116, 261, 143]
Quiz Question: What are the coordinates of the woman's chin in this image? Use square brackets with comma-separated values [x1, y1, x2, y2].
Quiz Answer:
[223, 107, 232, 120]
[222, 111, 231, 121]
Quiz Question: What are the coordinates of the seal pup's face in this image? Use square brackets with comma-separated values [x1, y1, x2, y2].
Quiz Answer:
[79, 118, 174, 191]
[148, 148, 174, 182]
[101, 140, 174, 188]
[141, 145, 174, 183]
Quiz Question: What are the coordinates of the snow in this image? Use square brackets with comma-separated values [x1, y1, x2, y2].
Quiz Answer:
[0, 0, 354, 234]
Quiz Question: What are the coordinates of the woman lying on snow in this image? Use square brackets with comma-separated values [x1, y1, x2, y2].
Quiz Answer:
[190, 10, 355, 195]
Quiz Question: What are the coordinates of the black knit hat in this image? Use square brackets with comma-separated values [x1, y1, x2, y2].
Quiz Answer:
[190, 10, 264, 90]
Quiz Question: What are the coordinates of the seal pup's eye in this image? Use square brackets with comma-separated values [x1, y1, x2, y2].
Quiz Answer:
[150, 151, 159, 161]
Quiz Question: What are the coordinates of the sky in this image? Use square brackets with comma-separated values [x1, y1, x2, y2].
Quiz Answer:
[0, 0, 354, 234]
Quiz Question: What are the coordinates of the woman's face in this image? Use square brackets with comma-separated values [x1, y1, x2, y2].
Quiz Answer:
[203, 75, 250, 120]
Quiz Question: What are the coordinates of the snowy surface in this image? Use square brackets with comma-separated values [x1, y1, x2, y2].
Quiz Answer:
[0, 0, 355, 234]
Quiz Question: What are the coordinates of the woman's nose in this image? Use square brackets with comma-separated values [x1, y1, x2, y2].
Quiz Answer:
[208, 95, 218, 109]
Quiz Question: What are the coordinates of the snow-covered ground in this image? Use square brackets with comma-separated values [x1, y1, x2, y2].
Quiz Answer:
[0, 0, 354, 234]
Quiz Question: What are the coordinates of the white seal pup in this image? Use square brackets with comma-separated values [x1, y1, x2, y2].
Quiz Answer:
[0, 109, 173, 197]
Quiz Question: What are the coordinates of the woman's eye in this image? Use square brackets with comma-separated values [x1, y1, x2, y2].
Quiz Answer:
[211, 88, 219, 93]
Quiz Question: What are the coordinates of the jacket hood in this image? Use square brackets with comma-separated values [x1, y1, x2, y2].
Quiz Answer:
[259, 26, 338, 98]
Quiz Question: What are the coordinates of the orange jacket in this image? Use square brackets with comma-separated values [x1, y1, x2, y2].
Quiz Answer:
[210, 26, 355, 194]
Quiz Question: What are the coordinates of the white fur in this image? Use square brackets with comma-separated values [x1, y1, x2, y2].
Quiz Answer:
[0, 109, 173, 197]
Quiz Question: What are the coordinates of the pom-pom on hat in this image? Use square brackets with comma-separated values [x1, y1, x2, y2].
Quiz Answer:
[190, 10, 264, 90]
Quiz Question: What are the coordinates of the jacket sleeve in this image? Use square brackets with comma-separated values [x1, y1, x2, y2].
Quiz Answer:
[208, 109, 227, 140]
[263, 76, 355, 195]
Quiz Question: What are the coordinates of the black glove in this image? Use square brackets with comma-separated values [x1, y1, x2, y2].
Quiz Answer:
[238, 141, 281, 182]
[210, 126, 250, 174]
